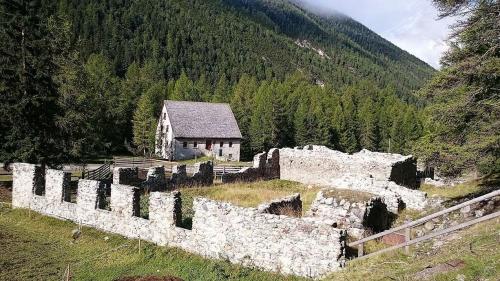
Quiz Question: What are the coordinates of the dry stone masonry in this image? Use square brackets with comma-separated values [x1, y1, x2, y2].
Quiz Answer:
[306, 190, 390, 238]
[11, 163, 345, 278]
[221, 148, 280, 183]
[257, 193, 302, 217]
[279, 146, 427, 212]
[113, 161, 213, 191]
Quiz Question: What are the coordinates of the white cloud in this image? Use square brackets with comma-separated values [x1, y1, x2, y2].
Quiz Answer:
[297, 0, 456, 69]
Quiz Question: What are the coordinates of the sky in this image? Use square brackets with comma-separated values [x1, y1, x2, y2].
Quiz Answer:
[298, 0, 457, 69]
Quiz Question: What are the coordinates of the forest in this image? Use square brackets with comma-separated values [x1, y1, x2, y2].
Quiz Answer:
[0, 0, 498, 177]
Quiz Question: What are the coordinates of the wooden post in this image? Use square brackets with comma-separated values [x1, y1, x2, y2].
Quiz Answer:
[404, 227, 411, 254]
[357, 243, 364, 257]
[65, 264, 71, 281]
[138, 238, 141, 255]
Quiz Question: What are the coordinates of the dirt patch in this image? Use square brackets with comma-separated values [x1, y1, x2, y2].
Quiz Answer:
[114, 276, 184, 281]
[0, 184, 12, 202]
[415, 259, 465, 280]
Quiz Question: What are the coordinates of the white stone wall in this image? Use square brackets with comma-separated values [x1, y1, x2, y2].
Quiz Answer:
[172, 139, 240, 161]
[279, 146, 427, 211]
[179, 198, 346, 277]
[306, 191, 390, 238]
[11, 163, 345, 278]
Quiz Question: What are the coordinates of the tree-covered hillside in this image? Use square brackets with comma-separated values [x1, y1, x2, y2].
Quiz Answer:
[57, 0, 434, 99]
[0, 0, 436, 166]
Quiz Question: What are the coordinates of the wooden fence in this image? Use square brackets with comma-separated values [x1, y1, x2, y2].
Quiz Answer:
[83, 163, 111, 181]
[113, 157, 169, 168]
[349, 189, 500, 259]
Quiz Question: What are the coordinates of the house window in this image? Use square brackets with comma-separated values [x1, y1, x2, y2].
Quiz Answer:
[228, 154, 233, 159]
[193, 141, 198, 148]
[219, 149, 223, 157]
[164, 113, 166, 119]
[166, 125, 169, 133]
[220, 141, 224, 147]
[183, 142, 187, 148]
[229, 141, 233, 147]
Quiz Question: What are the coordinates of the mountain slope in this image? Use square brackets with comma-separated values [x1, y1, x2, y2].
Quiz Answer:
[56, 0, 435, 99]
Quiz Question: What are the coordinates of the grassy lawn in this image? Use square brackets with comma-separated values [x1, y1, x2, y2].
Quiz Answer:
[179, 180, 320, 213]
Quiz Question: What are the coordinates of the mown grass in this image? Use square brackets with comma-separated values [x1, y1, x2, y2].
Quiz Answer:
[0, 205, 305, 281]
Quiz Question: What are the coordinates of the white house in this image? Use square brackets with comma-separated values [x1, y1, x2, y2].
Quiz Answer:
[155, 100, 242, 161]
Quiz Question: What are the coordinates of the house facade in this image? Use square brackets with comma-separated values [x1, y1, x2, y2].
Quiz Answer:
[155, 100, 242, 161]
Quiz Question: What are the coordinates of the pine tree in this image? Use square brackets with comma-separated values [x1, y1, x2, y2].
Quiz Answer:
[230, 74, 257, 159]
[171, 71, 194, 101]
[212, 74, 231, 103]
[195, 73, 211, 102]
[0, 0, 63, 166]
[133, 91, 157, 156]
[358, 97, 378, 151]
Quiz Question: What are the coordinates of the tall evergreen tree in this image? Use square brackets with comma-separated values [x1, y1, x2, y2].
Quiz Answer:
[358, 97, 378, 151]
[230, 74, 257, 159]
[416, 0, 500, 175]
[0, 0, 63, 167]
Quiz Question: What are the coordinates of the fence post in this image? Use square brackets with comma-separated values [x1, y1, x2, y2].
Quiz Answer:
[357, 243, 364, 257]
[404, 227, 411, 254]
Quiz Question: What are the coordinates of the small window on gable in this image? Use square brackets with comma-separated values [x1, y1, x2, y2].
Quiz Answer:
[164, 112, 166, 119]
[220, 141, 224, 147]
[166, 125, 169, 133]
[229, 141, 233, 147]
[193, 141, 198, 148]
[183, 142, 187, 148]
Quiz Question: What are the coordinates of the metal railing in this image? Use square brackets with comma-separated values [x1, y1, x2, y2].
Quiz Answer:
[349, 189, 500, 259]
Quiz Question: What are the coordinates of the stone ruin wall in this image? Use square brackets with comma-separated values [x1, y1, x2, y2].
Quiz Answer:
[221, 148, 280, 183]
[113, 161, 213, 191]
[306, 191, 390, 238]
[11, 163, 345, 278]
[279, 146, 427, 212]
[257, 193, 302, 217]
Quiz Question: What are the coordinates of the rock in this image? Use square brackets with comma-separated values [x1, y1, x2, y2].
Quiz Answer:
[460, 205, 471, 214]
[474, 209, 485, 217]
[424, 221, 435, 231]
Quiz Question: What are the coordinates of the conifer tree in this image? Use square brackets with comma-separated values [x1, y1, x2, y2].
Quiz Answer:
[171, 71, 194, 101]
[358, 98, 378, 151]
[0, 0, 63, 166]
[212, 74, 231, 103]
[231, 74, 258, 159]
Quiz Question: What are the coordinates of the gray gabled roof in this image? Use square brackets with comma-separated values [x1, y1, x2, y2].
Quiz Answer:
[165, 100, 242, 139]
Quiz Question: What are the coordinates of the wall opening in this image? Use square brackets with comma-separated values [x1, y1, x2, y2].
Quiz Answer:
[139, 189, 150, 219]
[179, 193, 193, 230]
[33, 166, 45, 196]
[64, 180, 78, 203]
[97, 184, 111, 211]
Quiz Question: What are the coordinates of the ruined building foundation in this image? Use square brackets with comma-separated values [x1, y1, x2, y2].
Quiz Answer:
[12, 163, 345, 278]
[279, 146, 427, 212]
